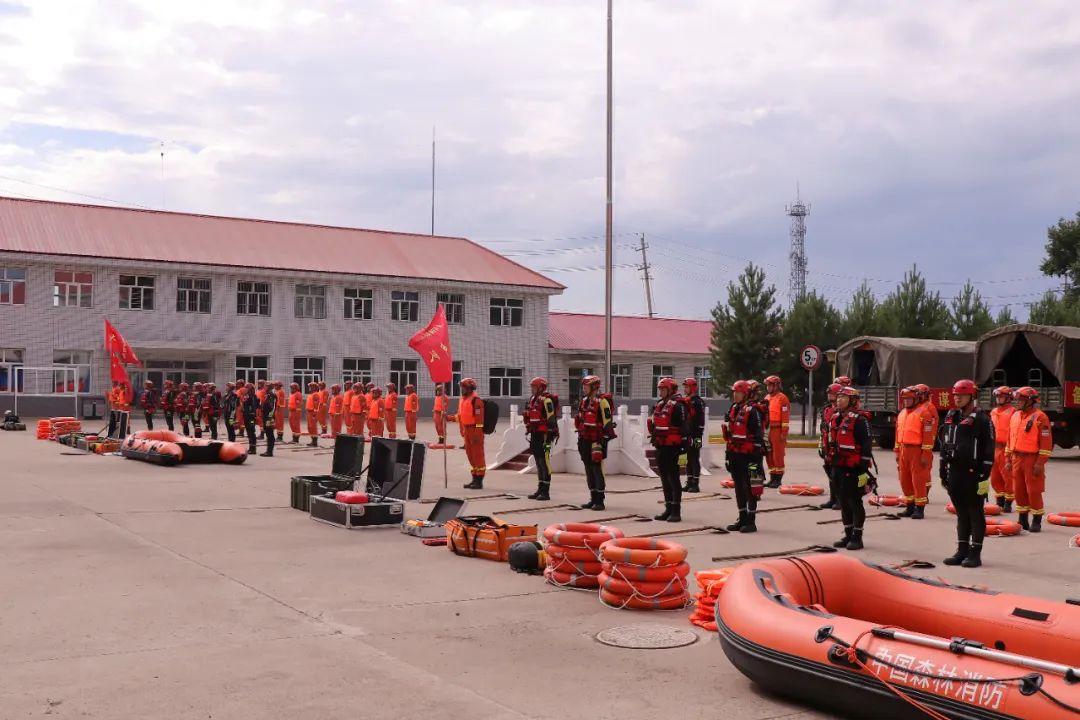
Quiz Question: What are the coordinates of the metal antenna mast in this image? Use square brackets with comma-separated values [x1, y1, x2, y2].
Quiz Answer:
[431, 126, 436, 236]
[786, 184, 810, 305]
[636, 233, 655, 318]
[603, 0, 614, 385]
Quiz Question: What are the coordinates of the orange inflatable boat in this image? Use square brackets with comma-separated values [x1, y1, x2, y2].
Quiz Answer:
[121, 430, 247, 466]
[716, 553, 1079, 719]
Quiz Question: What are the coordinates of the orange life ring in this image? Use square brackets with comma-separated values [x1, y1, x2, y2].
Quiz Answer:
[547, 557, 603, 576]
[602, 561, 690, 583]
[545, 545, 600, 563]
[599, 537, 688, 567]
[986, 517, 1023, 536]
[599, 573, 688, 598]
[696, 568, 733, 593]
[778, 484, 824, 496]
[1047, 512, 1080, 527]
[543, 522, 624, 549]
[600, 587, 691, 610]
[868, 495, 904, 507]
[945, 502, 1002, 516]
[545, 567, 599, 589]
[721, 478, 735, 488]
[1069, 534, 1080, 548]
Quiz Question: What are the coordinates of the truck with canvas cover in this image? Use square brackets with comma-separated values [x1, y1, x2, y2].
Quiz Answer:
[834, 336, 976, 449]
[974, 323, 1080, 448]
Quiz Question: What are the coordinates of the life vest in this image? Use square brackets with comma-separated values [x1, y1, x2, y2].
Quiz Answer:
[819, 404, 836, 455]
[329, 395, 343, 415]
[384, 393, 398, 412]
[458, 395, 481, 428]
[991, 405, 1015, 445]
[767, 392, 790, 426]
[433, 395, 448, 413]
[649, 397, 684, 446]
[832, 411, 867, 468]
[305, 393, 318, 411]
[405, 393, 419, 413]
[1009, 408, 1051, 455]
[725, 402, 756, 455]
[162, 389, 175, 411]
[525, 394, 553, 432]
[289, 392, 302, 411]
[895, 407, 919, 445]
[576, 396, 604, 442]
[350, 393, 366, 415]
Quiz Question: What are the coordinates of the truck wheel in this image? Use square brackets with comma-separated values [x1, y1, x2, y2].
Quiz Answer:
[1052, 427, 1076, 449]
[876, 430, 895, 451]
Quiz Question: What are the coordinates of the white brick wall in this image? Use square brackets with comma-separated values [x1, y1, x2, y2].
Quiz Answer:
[548, 350, 720, 407]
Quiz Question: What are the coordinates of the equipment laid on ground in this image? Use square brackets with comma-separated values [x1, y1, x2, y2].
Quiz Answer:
[445, 516, 538, 561]
[37, 417, 82, 440]
[597, 537, 692, 610]
[508, 540, 547, 574]
[401, 496, 466, 538]
[366, 437, 425, 501]
[542, 522, 624, 590]
[121, 429, 247, 466]
[290, 434, 365, 511]
[56, 432, 121, 454]
[688, 568, 732, 631]
[1047, 511, 1080, 527]
[2, 410, 25, 431]
[717, 552, 1080, 720]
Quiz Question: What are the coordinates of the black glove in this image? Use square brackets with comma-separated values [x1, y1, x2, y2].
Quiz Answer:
[691, 437, 702, 450]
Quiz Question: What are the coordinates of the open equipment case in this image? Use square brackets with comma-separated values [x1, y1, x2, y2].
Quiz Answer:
[291, 433, 365, 512]
[309, 437, 425, 529]
[402, 496, 466, 538]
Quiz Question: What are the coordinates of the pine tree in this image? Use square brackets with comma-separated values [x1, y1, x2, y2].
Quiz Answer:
[842, 281, 884, 338]
[1040, 210, 1080, 302]
[878, 265, 951, 338]
[994, 306, 1017, 327]
[779, 292, 843, 405]
[1027, 291, 1080, 326]
[709, 263, 783, 391]
[950, 281, 995, 339]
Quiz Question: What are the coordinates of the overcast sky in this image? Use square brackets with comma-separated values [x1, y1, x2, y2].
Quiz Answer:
[1, 0, 1076, 319]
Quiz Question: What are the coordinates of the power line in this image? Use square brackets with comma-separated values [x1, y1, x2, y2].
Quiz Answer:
[0, 175, 155, 210]
[635, 233, 655, 318]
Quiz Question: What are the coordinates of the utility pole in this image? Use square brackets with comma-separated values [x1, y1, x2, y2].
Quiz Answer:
[431, 126, 436, 236]
[636, 233, 655, 318]
[603, 0, 614, 386]
[786, 184, 810, 306]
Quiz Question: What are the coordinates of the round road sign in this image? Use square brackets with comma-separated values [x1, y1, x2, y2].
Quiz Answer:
[800, 345, 822, 371]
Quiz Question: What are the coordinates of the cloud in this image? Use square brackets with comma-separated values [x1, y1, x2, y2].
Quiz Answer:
[0, 0, 1076, 319]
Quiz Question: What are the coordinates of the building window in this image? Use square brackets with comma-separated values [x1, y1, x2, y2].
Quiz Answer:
[344, 288, 373, 320]
[610, 364, 632, 398]
[489, 297, 523, 327]
[52, 270, 93, 308]
[652, 365, 674, 398]
[53, 350, 92, 393]
[0, 267, 26, 305]
[237, 281, 271, 316]
[119, 274, 155, 311]
[694, 366, 713, 398]
[391, 290, 419, 322]
[293, 356, 325, 388]
[295, 283, 327, 319]
[235, 355, 269, 384]
[390, 359, 418, 392]
[177, 277, 211, 313]
[489, 367, 523, 397]
[343, 358, 373, 386]
[0, 348, 24, 392]
[437, 292, 464, 324]
[447, 360, 463, 397]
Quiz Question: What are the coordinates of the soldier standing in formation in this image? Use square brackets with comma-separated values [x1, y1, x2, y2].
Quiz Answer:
[828, 386, 874, 551]
[139, 380, 158, 430]
[259, 383, 277, 457]
[649, 377, 689, 522]
[680, 377, 706, 494]
[222, 382, 239, 442]
[574, 375, 613, 511]
[723, 380, 765, 533]
[523, 377, 558, 501]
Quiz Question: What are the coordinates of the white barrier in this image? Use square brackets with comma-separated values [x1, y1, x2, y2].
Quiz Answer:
[486, 404, 530, 471]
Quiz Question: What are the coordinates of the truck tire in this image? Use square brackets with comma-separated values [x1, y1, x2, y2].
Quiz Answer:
[876, 429, 895, 451]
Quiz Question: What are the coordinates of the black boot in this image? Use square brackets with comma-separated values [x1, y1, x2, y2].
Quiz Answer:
[1018, 512, 1030, 531]
[528, 483, 550, 501]
[726, 510, 746, 532]
[943, 542, 969, 566]
[309, 437, 318, 447]
[259, 450, 273, 457]
[740, 511, 757, 533]
[961, 543, 982, 568]
[248, 444, 257, 455]
[911, 505, 925, 520]
[1003, 499, 1013, 513]
[580, 491, 598, 510]
[819, 498, 838, 510]
[833, 527, 853, 548]
[277, 432, 284, 441]
[592, 493, 605, 511]
[846, 529, 864, 551]
[682, 477, 700, 493]
[996, 495, 1006, 510]
[765, 475, 782, 489]
[1031, 514, 1042, 533]
[655, 503, 672, 521]
[463, 476, 484, 490]
[902, 502, 915, 518]
[667, 503, 681, 522]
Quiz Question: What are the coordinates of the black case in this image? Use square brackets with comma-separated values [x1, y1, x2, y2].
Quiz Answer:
[309, 494, 405, 529]
[290, 434, 365, 512]
[309, 437, 422, 529]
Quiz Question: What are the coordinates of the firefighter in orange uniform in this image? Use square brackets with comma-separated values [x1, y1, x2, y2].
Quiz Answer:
[432, 384, 449, 445]
[273, 381, 285, 441]
[1007, 386, 1053, 532]
[915, 383, 939, 509]
[763, 375, 790, 488]
[895, 386, 934, 519]
[448, 378, 487, 489]
[384, 382, 399, 439]
[254, 379, 267, 438]
[349, 385, 367, 437]
[329, 384, 344, 437]
[404, 384, 420, 440]
[367, 386, 385, 437]
[304, 381, 321, 446]
[317, 381, 329, 435]
[342, 381, 354, 437]
[287, 383, 302, 442]
[818, 382, 842, 509]
[989, 385, 1015, 512]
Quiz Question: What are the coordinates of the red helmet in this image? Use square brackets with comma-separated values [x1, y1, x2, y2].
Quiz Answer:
[179, 382, 189, 391]
[731, 380, 752, 395]
[307, 382, 318, 390]
[914, 383, 930, 397]
[839, 386, 860, 399]
[386, 382, 397, 392]
[764, 375, 781, 386]
[460, 377, 477, 392]
[144, 380, 153, 387]
[331, 384, 341, 392]
[405, 384, 415, 392]
[530, 376, 548, 391]
[273, 380, 282, 387]
[657, 377, 678, 394]
[835, 375, 852, 386]
[682, 377, 698, 391]
[372, 386, 383, 397]
[366, 383, 375, 391]
[827, 382, 842, 395]
[951, 379, 977, 396]
[257, 379, 266, 386]
[290, 382, 299, 390]
[899, 386, 917, 400]
[993, 385, 1013, 399]
[1014, 386, 1039, 401]
[746, 379, 760, 392]
[163, 379, 173, 387]
[581, 375, 601, 389]
[343, 380, 352, 388]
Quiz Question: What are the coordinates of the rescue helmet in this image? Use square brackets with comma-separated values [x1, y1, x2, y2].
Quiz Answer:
[951, 379, 977, 397]
[507, 540, 547, 575]
[731, 379, 752, 395]
[290, 382, 299, 390]
[257, 379, 266, 386]
[899, 386, 917, 400]
[318, 381, 326, 389]
[246, 382, 255, 390]
[273, 380, 282, 387]
[179, 382, 189, 391]
[208, 383, 216, 389]
[164, 379, 173, 386]
[827, 382, 842, 395]
[331, 384, 341, 392]
[839, 386, 860, 399]
[746, 379, 760, 391]
[371, 386, 383, 397]
[343, 380, 352, 387]
[386, 382, 396, 392]
[460, 377, 477, 392]
[1014, 386, 1039, 402]
[993, 385, 1013, 399]
[405, 383, 415, 392]
[366, 382, 375, 391]
[581, 374, 601, 389]
[226, 381, 235, 389]
[657, 377, 678, 394]
[914, 383, 930, 397]
[835, 375, 852, 386]
[764, 375, 781, 387]
[529, 376, 548, 392]
[682, 377, 698, 391]
[144, 380, 153, 387]
[307, 381, 318, 390]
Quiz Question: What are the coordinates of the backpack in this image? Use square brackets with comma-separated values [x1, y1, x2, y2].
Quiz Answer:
[482, 399, 500, 435]
[546, 393, 561, 439]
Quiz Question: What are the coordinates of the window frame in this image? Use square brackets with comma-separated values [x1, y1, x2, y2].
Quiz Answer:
[0, 267, 27, 306]
[610, 363, 632, 398]
[118, 274, 156, 311]
[437, 292, 465, 325]
[294, 283, 327, 319]
[447, 360, 463, 397]
[235, 355, 269, 384]
[343, 357, 373, 386]
[344, 287, 373, 320]
[390, 290, 420, 322]
[694, 366, 713, 399]
[652, 364, 675, 398]
[0, 348, 25, 392]
[489, 297, 524, 327]
[292, 356, 325, 388]
[489, 366, 524, 398]
[52, 349, 92, 393]
[389, 358, 419, 392]
[176, 276, 212, 314]
[52, 269, 93, 308]
[236, 280, 272, 316]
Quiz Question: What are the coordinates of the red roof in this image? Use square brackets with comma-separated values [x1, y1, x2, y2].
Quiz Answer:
[549, 312, 712, 355]
[0, 196, 563, 290]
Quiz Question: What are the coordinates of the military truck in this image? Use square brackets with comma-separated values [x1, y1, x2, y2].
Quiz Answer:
[834, 336, 977, 449]
[974, 324, 1080, 449]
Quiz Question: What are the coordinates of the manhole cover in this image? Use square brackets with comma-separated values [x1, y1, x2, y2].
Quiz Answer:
[595, 624, 698, 649]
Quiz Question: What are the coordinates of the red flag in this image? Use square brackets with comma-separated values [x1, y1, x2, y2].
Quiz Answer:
[408, 304, 453, 383]
[110, 352, 132, 401]
[104, 319, 141, 367]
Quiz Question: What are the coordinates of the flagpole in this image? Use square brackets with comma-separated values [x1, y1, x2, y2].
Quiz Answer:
[603, 0, 614, 385]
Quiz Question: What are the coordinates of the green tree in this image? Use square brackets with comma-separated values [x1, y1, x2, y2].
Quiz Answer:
[994, 306, 1017, 327]
[878, 265, 951, 338]
[841, 281, 885, 338]
[1027, 291, 1080, 326]
[1040, 210, 1080, 301]
[778, 292, 843, 406]
[949, 281, 994, 339]
[709, 263, 783, 391]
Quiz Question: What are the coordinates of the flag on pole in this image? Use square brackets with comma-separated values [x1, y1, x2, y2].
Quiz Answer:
[109, 351, 132, 401]
[104, 319, 141, 367]
[408, 304, 453, 383]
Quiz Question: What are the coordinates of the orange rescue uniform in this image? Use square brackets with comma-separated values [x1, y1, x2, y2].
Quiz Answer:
[1007, 407, 1053, 516]
[404, 392, 419, 439]
[385, 392, 399, 439]
[329, 393, 344, 437]
[342, 388, 355, 435]
[367, 396, 385, 437]
[274, 388, 286, 433]
[895, 402, 937, 507]
[288, 391, 303, 437]
[349, 392, 367, 436]
[452, 395, 486, 479]
[433, 394, 449, 442]
[318, 389, 329, 432]
[990, 404, 1016, 503]
[765, 391, 790, 480]
[305, 391, 321, 439]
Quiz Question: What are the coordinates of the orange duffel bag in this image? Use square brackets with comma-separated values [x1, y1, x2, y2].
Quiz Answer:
[446, 516, 538, 562]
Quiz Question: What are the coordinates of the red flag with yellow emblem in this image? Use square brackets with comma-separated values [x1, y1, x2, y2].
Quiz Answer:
[408, 304, 453, 383]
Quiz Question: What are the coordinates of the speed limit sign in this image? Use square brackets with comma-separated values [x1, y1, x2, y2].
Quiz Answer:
[800, 345, 822, 371]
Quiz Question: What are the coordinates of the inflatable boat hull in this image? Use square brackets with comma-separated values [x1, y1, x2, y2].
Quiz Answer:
[121, 430, 247, 466]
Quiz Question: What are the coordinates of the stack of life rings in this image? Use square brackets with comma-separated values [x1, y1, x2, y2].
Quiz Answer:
[37, 417, 81, 440]
[945, 502, 1002, 516]
[543, 523, 624, 590]
[597, 538, 692, 610]
[688, 568, 732, 631]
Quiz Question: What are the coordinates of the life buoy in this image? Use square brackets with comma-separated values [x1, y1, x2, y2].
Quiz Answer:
[721, 478, 735, 488]
[544, 567, 599, 589]
[599, 572, 688, 598]
[599, 537, 688, 567]
[945, 502, 1002, 516]
[778, 484, 824, 496]
[543, 522, 623, 549]
[689, 567, 732, 631]
[601, 561, 690, 583]
[986, 517, 1023, 536]
[1047, 512, 1080, 527]
[600, 587, 692, 610]
[545, 545, 600, 563]
[427, 443, 456, 450]
[1069, 534, 1080, 548]
[547, 557, 603, 576]
[868, 495, 904, 507]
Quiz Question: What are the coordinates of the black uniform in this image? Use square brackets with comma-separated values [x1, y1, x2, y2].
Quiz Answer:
[575, 394, 614, 510]
[818, 403, 838, 508]
[140, 388, 159, 430]
[221, 389, 239, 442]
[205, 390, 221, 440]
[241, 391, 259, 453]
[259, 390, 278, 456]
[651, 394, 690, 520]
[162, 387, 176, 431]
[829, 409, 874, 549]
[724, 401, 766, 532]
[682, 393, 706, 492]
[523, 393, 558, 500]
[939, 405, 996, 566]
